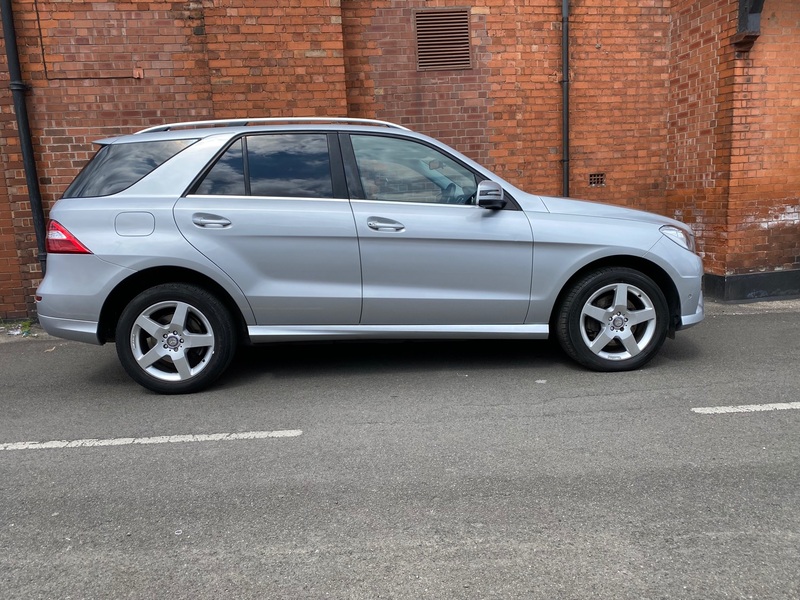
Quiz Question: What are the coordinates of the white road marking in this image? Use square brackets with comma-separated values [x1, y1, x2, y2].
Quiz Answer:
[692, 402, 800, 415]
[0, 429, 302, 451]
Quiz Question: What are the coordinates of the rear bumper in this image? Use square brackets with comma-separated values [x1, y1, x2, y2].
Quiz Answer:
[35, 254, 132, 345]
[38, 315, 103, 345]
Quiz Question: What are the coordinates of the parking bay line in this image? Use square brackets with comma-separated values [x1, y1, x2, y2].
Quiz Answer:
[692, 402, 800, 415]
[0, 429, 302, 451]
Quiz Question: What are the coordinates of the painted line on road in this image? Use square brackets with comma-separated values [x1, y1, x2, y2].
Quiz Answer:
[692, 402, 800, 415]
[0, 429, 302, 451]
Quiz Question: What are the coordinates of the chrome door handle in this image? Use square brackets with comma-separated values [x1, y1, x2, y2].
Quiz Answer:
[192, 213, 232, 228]
[367, 218, 405, 232]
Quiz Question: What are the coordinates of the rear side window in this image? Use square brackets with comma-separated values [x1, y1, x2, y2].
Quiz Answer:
[63, 139, 195, 198]
[194, 133, 333, 198]
[195, 139, 246, 196]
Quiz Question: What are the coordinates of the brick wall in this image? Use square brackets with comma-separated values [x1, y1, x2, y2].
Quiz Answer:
[2, 1, 800, 319]
[342, 0, 563, 195]
[569, 0, 671, 213]
[725, 0, 800, 275]
[0, 83, 28, 318]
[203, 0, 348, 118]
[666, 0, 800, 280]
[666, 0, 735, 275]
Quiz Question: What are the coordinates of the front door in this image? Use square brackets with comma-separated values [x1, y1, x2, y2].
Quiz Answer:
[346, 134, 533, 325]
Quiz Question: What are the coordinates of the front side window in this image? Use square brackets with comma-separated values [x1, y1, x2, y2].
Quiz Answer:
[350, 135, 477, 205]
[64, 139, 195, 198]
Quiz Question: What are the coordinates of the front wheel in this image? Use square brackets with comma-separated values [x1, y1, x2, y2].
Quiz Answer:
[556, 268, 669, 372]
[116, 284, 236, 394]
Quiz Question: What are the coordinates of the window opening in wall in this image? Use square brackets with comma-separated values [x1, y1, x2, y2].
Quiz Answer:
[589, 173, 606, 187]
[414, 9, 472, 71]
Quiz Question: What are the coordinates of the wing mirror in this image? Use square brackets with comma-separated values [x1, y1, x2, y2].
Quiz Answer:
[476, 180, 507, 210]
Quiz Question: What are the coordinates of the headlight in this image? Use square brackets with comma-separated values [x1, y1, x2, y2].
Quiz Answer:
[660, 225, 696, 253]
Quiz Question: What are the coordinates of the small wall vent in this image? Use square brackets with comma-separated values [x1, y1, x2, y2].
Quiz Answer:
[589, 173, 606, 187]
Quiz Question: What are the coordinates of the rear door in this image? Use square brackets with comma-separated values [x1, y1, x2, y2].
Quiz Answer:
[174, 132, 362, 325]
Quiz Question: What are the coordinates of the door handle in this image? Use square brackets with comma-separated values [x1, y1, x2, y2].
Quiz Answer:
[367, 218, 405, 232]
[192, 213, 232, 228]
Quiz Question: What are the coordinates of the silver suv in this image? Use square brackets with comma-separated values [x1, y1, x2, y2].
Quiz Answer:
[36, 118, 704, 393]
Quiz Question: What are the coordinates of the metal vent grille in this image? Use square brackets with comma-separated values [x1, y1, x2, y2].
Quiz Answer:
[414, 10, 472, 72]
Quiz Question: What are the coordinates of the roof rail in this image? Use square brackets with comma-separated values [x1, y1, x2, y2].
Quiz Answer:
[135, 117, 410, 134]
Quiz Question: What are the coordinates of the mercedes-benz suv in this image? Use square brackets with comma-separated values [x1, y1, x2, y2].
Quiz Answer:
[36, 117, 704, 393]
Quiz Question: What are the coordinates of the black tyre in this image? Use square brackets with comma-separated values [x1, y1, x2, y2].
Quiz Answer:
[556, 267, 669, 372]
[116, 284, 236, 394]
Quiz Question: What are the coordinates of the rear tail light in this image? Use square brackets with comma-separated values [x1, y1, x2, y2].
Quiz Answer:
[46, 221, 92, 254]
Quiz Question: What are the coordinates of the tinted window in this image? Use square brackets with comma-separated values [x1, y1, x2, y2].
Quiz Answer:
[63, 139, 195, 198]
[195, 139, 246, 195]
[351, 135, 477, 204]
[247, 134, 333, 198]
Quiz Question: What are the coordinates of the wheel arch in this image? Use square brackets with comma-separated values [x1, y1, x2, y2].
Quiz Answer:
[548, 256, 681, 335]
[98, 267, 249, 344]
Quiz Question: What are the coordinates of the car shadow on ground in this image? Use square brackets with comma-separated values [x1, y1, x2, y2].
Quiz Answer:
[224, 338, 570, 385]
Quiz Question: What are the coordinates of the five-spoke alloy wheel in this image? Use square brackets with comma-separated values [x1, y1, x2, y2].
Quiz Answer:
[556, 268, 669, 371]
[116, 284, 236, 394]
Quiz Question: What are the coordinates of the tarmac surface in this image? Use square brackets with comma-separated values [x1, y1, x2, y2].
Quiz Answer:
[1, 296, 799, 599]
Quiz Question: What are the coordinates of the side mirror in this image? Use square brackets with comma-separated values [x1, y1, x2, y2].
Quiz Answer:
[476, 180, 507, 210]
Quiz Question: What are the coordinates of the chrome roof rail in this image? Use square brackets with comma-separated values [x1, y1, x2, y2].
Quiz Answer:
[135, 117, 410, 134]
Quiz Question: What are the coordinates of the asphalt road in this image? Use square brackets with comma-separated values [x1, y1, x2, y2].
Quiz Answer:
[1, 300, 799, 599]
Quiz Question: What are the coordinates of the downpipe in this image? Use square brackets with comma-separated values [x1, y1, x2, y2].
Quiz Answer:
[560, 0, 570, 197]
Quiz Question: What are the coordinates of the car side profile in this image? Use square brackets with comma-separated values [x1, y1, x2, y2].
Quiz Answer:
[36, 118, 704, 393]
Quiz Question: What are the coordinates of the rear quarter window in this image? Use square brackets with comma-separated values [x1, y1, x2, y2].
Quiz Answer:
[63, 139, 196, 198]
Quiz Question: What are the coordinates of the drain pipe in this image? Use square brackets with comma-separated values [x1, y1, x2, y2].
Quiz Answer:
[2, 0, 47, 274]
[560, 0, 570, 197]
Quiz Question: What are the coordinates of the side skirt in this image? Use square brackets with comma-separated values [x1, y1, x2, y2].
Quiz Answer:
[247, 324, 549, 343]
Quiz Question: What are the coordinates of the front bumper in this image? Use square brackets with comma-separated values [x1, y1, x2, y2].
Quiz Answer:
[679, 290, 704, 329]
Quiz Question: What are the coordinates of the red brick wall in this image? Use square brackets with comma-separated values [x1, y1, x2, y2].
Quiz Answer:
[203, 1, 348, 117]
[342, 0, 674, 212]
[2, 1, 800, 319]
[0, 86, 29, 318]
[342, 0, 563, 195]
[725, 0, 800, 275]
[666, 0, 735, 275]
[666, 0, 800, 278]
[569, 0, 671, 213]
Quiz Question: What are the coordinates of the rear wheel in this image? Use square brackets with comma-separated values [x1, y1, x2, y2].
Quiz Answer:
[116, 284, 236, 394]
[556, 268, 669, 371]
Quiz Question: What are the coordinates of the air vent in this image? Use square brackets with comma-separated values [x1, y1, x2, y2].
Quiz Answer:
[589, 173, 606, 187]
[414, 10, 472, 72]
